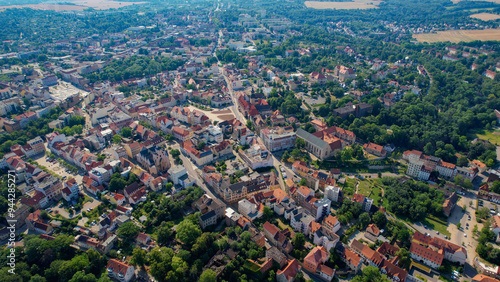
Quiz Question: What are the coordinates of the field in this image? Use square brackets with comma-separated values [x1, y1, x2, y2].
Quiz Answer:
[0, 0, 146, 11]
[452, 0, 500, 3]
[412, 29, 500, 43]
[470, 13, 500, 21]
[475, 129, 500, 145]
[422, 215, 451, 237]
[304, 0, 383, 10]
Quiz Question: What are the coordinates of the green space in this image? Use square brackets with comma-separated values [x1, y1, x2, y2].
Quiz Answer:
[475, 129, 500, 146]
[243, 260, 261, 273]
[422, 215, 450, 237]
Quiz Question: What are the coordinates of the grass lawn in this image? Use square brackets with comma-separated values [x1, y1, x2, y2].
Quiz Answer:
[370, 186, 382, 205]
[475, 129, 500, 145]
[244, 260, 261, 273]
[277, 219, 293, 233]
[357, 180, 371, 196]
[422, 215, 450, 237]
[344, 177, 357, 189]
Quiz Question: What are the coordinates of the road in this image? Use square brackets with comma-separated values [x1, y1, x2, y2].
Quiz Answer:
[170, 142, 216, 199]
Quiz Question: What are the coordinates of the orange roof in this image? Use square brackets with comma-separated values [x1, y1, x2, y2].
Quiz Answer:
[297, 186, 312, 197]
[473, 274, 500, 282]
[107, 259, 133, 276]
[304, 246, 329, 268]
[409, 242, 444, 265]
[352, 193, 365, 203]
[263, 221, 280, 236]
[277, 259, 300, 281]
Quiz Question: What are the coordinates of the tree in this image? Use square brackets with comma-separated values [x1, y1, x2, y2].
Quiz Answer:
[281, 150, 291, 162]
[457, 155, 468, 167]
[117, 221, 140, 242]
[170, 149, 180, 158]
[112, 135, 122, 144]
[121, 127, 132, 138]
[372, 211, 387, 228]
[456, 222, 461, 229]
[397, 229, 410, 243]
[359, 212, 370, 229]
[130, 248, 147, 269]
[156, 222, 172, 246]
[263, 206, 273, 220]
[478, 207, 490, 219]
[176, 219, 201, 245]
[299, 178, 307, 186]
[352, 265, 390, 282]
[292, 233, 305, 249]
[395, 248, 411, 270]
[463, 179, 473, 190]
[199, 269, 217, 282]
[454, 175, 464, 186]
[295, 137, 305, 149]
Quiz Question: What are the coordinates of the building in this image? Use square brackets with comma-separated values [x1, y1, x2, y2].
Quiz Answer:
[409, 242, 444, 269]
[238, 143, 273, 170]
[192, 194, 226, 229]
[325, 185, 341, 203]
[276, 259, 300, 282]
[340, 248, 362, 272]
[363, 142, 387, 157]
[260, 126, 296, 152]
[136, 145, 170, 176]
[106, 259, 135, 282]
[303, 246, 334, 281]
[296, 126, 355, 159]
[353, 193, 373, 213]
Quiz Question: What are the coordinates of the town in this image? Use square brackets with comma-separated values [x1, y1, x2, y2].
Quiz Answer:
[1, 0, 500, 282]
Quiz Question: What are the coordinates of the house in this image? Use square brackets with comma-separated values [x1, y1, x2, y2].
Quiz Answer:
[263, 221, 293, 253]
[353, 193, 373, 213]
[492, 215, 500, 236]
[303, 246, 334, 281]
[363, 142, 387, 157]
[472, 274, 500, 282]
[325, 185, 341, 203]
[267, 246, 288, 268]
[136, 145, 170, 176]
[412, 231, 466, 265]
[365, 224, 380, 241]
[409, 242, 444, 269]
[379, 259, 408, 282]
[339, 248, 362, 272]
[136, 232, 151, 246]
[443, 192, 458, 217]
[276, 259, 301, 282]
[192, 194, 226, 229]
[322, 215, 341, 237]
[106, 259, 135, 282]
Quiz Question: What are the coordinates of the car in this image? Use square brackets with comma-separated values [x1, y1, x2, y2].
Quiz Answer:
[466, 223, 469, 226]
[283, 173, 287, 178]
[424, 225, 428, 229]
[444, 235, 448, 239]
[280, 167, 285, 172]
[466, 226, 468, 230]
[59, 204, 64, 208]
[464, 234, 467, 237]
[468, 215, 471, 220]
[436, 231, 440, 235]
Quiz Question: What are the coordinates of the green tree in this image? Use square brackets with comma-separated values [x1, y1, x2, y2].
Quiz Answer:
[478, 207, 490, 219]
[372, 211, 387, 228]
[352, 265, 390, 282]
[156, 222, 172, 245]
[457, 155, 468, 167]
[359, 212, 370, 229]
[176, 219, 201, 245]
[281, 150, 291, 162]
[130, 248, 147, 269]
[295, 137, 305, 149]
[199, 269, 217, 282]
[112, 135, 122, 144]
[117, 221, 140, 242]
[292, 233, 305, 249]
[457, 222, 461, 229]
[121, 127, 132, 138]
[299, 178, 306, 186]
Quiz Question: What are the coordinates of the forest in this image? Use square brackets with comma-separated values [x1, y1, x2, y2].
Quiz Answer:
[84, 55, 184, 83]
[381, 177, 446, 221]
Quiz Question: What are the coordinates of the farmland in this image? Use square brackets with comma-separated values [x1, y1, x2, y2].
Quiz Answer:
[412, 29, 500, 43]
[470, 13, 500, 21]
[0, 0, 146, 11]
[452, 0, 500, 3]
[304, 0, 383, 10]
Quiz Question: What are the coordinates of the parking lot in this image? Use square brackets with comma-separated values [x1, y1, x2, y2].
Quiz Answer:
[34, 154, 83, 184]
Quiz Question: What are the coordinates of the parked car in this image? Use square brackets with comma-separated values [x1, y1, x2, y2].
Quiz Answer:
[283, 173, 287, 178]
